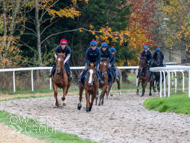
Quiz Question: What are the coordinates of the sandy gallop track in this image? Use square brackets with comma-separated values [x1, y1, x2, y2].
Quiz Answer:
[0, 93, 190, 143]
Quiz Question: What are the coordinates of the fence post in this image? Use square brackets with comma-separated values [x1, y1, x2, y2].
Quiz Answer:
[182, 71, 184, 93]
[160, 70, 162, 98]
[31, 70, 34, 91]
[50, 69, 52, 90]
[163, 70, 166, 97]
[167, 71, 170, 97]
[13, 71, 16, 92]
[188, 70, 190, 97]
[136, 69, 138, 86]
[175, 71, 177, 93]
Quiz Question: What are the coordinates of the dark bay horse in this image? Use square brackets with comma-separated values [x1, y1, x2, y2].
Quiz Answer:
[96, 60, 109, 106]
[78, 63, 99, 112]
[137, 57, 154, 97]
[152, 53, 166, 92]
[106, 67, 121, 98]
[52, 53, 72, 107]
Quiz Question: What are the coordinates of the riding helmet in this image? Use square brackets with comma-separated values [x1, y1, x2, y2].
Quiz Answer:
[110, 46, 117, 53]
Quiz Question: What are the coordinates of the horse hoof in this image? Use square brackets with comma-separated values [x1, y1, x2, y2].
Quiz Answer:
[111, 94, 113, 96]
[89, 107, 92, 111]
[77, 104, 82, 110]
[63, 103, 66, 106]
[98, 103, 101, 106]
[55, 104, 59, 107]
[86, 108, 90, 112]
[149, 93, 152, 96]
[141, 95, 144, 97]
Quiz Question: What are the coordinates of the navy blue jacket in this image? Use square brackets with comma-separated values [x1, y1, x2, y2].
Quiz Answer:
[99, 47, 112, 63]
[110, 54, 115, 67]
[141, 50, 152, 63]
[153, 51, 164, 61]
[85, 47, 100, 66]
[55, 45, 71, 58]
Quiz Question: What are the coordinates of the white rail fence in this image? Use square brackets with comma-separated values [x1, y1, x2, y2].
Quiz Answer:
[0, 66, 139, 92]
[150, 66, 190, 98]
[0, 66, 189, 97]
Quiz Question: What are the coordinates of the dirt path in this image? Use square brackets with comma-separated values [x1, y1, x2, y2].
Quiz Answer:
[0, 93, 190, 143]
[0, 123, 48, 143]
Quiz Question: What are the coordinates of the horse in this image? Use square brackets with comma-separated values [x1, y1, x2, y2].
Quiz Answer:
[96, 59, 109, 106]
[52, 53, 72, 107]
[152, 53, 166, 92]
[106, 67, 121, 98]
[78, 63, 99, 112]
[136, 57, 154, 97]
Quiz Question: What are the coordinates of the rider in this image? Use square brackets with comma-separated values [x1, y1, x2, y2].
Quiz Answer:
[153, 47, 164, 66]
[109, 46, 119, 81]
[137, 45, 153, 80]
[78, 39, 104, 85]
[49, 38, 72, 79]
[99, 42, 112, 69]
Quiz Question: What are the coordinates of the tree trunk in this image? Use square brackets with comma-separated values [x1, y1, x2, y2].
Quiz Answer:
[1, 0, 7, 50]
[6, 0, 21, 50]
[35, 0, 42, 66]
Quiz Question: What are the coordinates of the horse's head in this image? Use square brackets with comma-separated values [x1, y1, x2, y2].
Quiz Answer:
[55, 53, 65, 74]
[87, 63, 96, 86]
[139, 56, 147, 70]
[154, 52, 162, 66]
[100, 58, 109, 78]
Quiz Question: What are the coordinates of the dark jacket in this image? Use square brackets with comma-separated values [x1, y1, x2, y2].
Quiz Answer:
[141, 50, 152, 63]
[55, 45, 71, 58]
[153, 51, 164, 65]
[110, 54, 115, 67]
[99, 47, 112, 63]
[85, 47, 100, 66]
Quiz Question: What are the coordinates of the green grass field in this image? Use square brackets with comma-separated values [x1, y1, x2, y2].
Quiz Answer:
[144, 93, 190, 115]
[0, 110, 95, 143]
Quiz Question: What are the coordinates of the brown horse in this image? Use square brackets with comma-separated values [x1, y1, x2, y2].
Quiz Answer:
[78, 63, 99, 112]
[106, 67, 121, 98]
[136, 57, 154, 97]
[96, 60, 109, 106]
[52, 53, 72, 107]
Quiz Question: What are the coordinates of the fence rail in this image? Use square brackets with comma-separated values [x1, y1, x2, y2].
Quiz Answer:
[0, 66, 139, 92]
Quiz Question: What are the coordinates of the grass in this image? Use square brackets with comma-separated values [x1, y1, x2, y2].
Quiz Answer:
[144, 93, 190, 115]
[0, 110, 95, 143]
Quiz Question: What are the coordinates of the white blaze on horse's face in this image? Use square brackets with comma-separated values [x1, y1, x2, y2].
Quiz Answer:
[88, 69, 94, 84]
[58, 58, 61, 61]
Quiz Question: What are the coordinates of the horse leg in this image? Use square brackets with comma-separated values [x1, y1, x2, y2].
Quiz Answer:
[106, 84, 112, 99]
[62, 86, 68, 106]
[117, 79, 121, 96]
[53, 83, 59, 107]
[77, 84, 83, 110]
[85, 91, 90, 112]
[153, 81, 156, 92]
[157, 80, 160, 92]
[137, 79, 140, 95]
[141, 81, 148, 97]
[149, 79, 153, 96]
[89, 93, 96, 112]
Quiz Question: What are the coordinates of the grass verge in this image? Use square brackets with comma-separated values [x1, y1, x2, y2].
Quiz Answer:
[0, 110, 95, 143]
[144, 93, 190, 115]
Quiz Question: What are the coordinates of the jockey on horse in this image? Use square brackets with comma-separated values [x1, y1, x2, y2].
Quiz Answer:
[78, 39, 104, 85]
[137, 45, 153, 81]
[109, 46, 119, 81]
[49, 38, 72, 79]
[152, 47, 164, 67]
[99, 42, 112, 80]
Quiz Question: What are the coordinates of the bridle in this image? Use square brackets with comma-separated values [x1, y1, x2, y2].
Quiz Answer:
[86, 67, 98, 86]
[56, 55, 65, 75]
[100, 62, 108, 78]
[139, 57, 148, 73]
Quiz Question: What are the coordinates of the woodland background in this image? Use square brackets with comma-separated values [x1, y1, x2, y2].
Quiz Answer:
[0, 0, 190, 86]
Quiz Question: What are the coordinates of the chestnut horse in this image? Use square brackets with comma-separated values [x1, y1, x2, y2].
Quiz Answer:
[106, 67, 121, 98]
[136, 57, 154, 97]
[78, 63, 99, 112]
[52, 53, 72, 107]
[96, 60, 109, 106]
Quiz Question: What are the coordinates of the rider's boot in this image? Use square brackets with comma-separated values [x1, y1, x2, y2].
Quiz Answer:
[78, 70, 86, 84]
[49, 64, 56, 78]
[96, 71, 104, 85]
